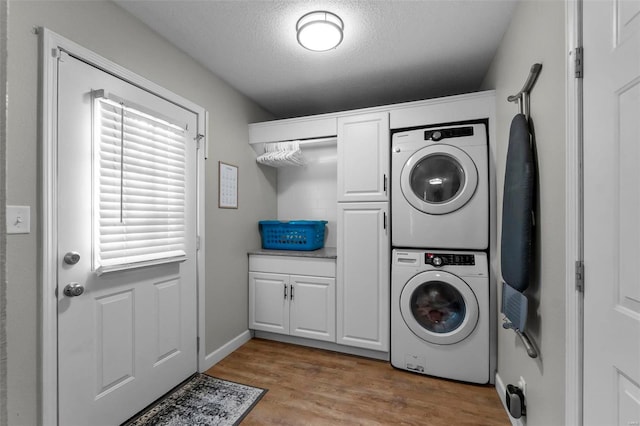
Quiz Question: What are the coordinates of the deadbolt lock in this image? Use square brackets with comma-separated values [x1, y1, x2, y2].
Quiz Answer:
[63, 251, 81, 265]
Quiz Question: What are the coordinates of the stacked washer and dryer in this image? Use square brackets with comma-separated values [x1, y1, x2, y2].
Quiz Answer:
[390, 122, 491, 384]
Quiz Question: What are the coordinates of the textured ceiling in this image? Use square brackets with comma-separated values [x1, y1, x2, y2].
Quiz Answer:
[115, 0, 518, 119]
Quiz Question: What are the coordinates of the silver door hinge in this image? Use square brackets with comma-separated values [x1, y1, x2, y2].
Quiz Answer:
[52, 47, 61, 59]
[196, 236, 201, 251]
[575, 260, 584, 292]
[197, 337, 200, 352]
[574, 47, 584, 79]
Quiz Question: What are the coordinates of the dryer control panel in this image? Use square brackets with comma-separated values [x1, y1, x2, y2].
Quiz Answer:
[424, 126, 474, 141]
[425, 252, 475, 266]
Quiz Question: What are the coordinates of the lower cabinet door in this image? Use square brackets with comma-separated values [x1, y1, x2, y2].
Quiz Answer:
[249, 272, 289, 335]
[289, 275, 336, 342]
[337, 202, 390, 351]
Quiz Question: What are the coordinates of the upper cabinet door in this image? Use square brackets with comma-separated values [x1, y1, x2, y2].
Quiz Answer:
[337, 112, 390, 202]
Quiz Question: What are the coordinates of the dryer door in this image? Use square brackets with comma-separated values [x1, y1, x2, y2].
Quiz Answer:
[400, 144, 478, 215]
[400, 270, 479, 345]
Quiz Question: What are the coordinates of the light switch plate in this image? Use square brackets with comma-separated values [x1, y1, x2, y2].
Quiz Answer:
[7, 205, 31, 234]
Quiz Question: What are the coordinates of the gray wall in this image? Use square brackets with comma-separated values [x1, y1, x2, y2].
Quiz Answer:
[1, 0, 8, 425]
[481, 0, 566, 425]
[6, 2, 276, 424]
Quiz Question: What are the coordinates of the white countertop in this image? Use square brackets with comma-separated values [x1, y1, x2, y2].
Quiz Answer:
[248, 247, 337, 259]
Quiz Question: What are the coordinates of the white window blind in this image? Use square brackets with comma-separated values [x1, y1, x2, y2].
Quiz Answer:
[94, 94, 187, 274]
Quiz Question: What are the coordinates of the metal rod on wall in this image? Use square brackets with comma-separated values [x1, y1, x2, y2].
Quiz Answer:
[507, 63, 543, 119]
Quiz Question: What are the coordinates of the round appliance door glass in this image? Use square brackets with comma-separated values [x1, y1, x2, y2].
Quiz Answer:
[410, 154, 464, 204]
[400, 144, 478, 215]
[400, 270, 479, 345]
[410, 280, 466, 333]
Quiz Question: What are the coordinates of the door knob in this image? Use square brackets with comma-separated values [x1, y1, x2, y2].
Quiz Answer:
[63, 283, 84, 297]
[63, 251, 81, 265]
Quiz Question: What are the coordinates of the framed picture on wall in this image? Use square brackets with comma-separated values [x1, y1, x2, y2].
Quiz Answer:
[218, 161, 238, 209]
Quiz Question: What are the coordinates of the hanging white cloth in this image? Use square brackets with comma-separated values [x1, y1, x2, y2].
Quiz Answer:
[256, 141, 306, 168]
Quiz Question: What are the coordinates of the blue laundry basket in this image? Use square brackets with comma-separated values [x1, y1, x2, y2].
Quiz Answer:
[259, 220, 327, 251]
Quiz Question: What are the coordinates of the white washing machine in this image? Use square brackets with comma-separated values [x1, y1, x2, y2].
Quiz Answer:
[391, 249, 489, 384]
[391, 123, 488, 249]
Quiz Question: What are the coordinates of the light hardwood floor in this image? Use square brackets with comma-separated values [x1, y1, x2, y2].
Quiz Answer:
[206, 338, 509, 425]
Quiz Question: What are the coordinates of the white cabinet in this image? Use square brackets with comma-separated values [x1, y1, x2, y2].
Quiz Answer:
[389, 91, 495, 129]
[336, 112, 390, 353]
[337, 112, 390, 202]
[336, 202, 389, 352]
[249, 272, 289, 335]
[249, 255, 336, 343]
[289, 275, 335, 340]
[249, 115, 337, 144]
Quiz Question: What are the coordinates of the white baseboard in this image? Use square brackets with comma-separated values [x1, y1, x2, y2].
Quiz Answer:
[254, 331, 390, 361]
[201, 330, 252, 372]
[495, 372, 526, 426]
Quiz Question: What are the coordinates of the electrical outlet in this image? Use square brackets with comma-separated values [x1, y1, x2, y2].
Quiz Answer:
[517, 376, 526, 396]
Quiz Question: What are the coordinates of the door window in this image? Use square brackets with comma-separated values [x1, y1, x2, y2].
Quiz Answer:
[410, 281, 466, 333]
[94, 95, 188, 274]
[410, 154, 464, 204]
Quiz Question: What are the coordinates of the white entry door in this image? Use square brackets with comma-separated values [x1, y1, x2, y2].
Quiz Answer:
[583, 1, 640, 425]
[56, 52, 198, 425]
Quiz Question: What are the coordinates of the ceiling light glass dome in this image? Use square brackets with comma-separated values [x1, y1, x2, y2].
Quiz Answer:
[296, 11, 344, 52]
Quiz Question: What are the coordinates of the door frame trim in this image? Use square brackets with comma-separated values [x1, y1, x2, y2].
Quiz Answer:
[39, 28, 207, 425]
[564, 1, 583, 425]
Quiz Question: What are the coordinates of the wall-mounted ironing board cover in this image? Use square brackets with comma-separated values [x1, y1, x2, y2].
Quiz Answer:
[501, 113, 534, 292]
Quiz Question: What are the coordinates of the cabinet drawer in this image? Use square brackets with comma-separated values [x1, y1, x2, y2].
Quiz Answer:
[249, 255, 336, 278]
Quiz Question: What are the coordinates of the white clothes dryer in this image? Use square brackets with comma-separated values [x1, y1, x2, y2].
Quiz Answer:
[391, 123, 488, 249]
[391, 249, 489, 384]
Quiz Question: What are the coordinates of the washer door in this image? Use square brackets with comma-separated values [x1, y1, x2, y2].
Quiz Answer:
[400, 144, 478, 215]
[400, 270, 479, 345]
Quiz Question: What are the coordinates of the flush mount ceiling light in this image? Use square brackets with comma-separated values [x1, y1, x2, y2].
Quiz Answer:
[296, 10, 344, 52]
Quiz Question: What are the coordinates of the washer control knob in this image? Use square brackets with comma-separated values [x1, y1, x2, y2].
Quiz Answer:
[432, 256, 443, 267]
[431, 131, 443, 141]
